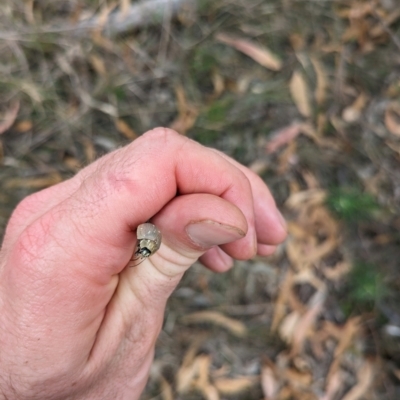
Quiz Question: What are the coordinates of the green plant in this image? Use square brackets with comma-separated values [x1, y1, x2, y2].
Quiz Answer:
[326, 187, 379, 222]
[341, 262, 386, 315]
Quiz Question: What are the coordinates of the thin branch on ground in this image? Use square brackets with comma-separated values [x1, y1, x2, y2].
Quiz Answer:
[0, 0, 197, 40]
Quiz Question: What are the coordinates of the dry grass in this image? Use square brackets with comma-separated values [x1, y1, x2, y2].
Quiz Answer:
[1, 0, 400, 399]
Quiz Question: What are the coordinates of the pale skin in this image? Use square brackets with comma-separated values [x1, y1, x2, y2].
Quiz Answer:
[0, 128, 287, 400]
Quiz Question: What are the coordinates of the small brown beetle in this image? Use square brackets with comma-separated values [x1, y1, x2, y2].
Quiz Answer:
[132, 223, 162, 265]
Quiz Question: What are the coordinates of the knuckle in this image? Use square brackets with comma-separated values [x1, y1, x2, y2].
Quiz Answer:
[13, 211, 58, 267]
[8, 193, 41, 225]
[141, 127, 181, 147]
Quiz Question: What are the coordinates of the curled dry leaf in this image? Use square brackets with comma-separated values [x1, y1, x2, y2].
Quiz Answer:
[289, 70, 312, 118]
[215, 33, 282, 71]
[181, 311, 247, 337]
[0, 100, 20, 135]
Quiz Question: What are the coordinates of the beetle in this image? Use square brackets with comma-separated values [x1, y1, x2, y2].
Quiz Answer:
[130, 223, 162, 266]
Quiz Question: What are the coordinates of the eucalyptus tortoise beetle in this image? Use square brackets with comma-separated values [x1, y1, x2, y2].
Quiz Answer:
[132, 223, 162, 265]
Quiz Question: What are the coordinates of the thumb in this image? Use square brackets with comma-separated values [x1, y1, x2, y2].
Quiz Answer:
[87, 193, 248, 375]
[124, 193, 248, 301]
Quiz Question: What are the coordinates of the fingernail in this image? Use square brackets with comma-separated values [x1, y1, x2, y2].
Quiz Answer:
[276, 209, 287, 231]
[186, 220, 246, 248]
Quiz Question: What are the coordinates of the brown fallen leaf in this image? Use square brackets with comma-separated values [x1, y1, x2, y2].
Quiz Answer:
[63, 155, 81, 171]
[0, 142, 3, 165]
[284, 367, 313, 388]
[370, 8, 400, 38]
[271, 270, 294, 332]
[82, 137, 97, 163]
[181, 311, 247, 337]
[211, 69, 225, 98]
[249, 158, 269, 175]
[201, 384, 220, 400]
[0, 100, 20, 135]
[266, 123, 302, 154]
[320, 370, 344, 400]
[24, 0, 35, 24]
[114, 118, 138, 140]
[386, 140, 400, 158]
[214, 376, 257, 395]
[216, 33, 282, 71]
[321, 259, 351, 281]
[89, 54, 107, 76]
[170, 85, 198, 135]
[159, 375, 174, 400]
[4, 173, 63, 189]
[14, 120, 33, 133]
[193, 355, 220, 400]
[385, 102, 400, 136]
[195, 354, 212, 390]
[342, 360, 374, 400]
[291, 289, 326, 356]
[310, 57, 328, 106]
[119, 0, 131, 19]
[285, 189, 327, 211]
[327, 317, 361, 382]
[261, 358, 279, 400]
[277, 141, 297, 175]
[289, 71, 312, 117]
[176, 358, 199, 393]
[342, 92, 369, 122]
[279, 311, 301, 343]
[176, 338, 205, 393]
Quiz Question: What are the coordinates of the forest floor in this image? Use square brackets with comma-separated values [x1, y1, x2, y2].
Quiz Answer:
[1, 0, 400, 399]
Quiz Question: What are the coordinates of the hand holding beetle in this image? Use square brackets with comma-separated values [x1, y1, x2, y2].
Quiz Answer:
[0, 128, 287, 399]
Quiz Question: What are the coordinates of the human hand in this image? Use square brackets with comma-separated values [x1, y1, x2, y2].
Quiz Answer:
[0, 128, 286, 400]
